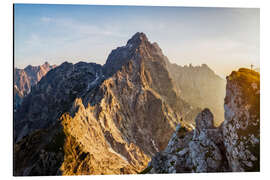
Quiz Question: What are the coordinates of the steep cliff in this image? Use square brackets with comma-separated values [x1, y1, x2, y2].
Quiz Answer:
[14, 62, 56, 110]
[222, 68, 260, 171]
[14, 85, 24, 111]
[14, 32, 258, 175]
[147, 109, 228, 173]
[146, 68, 260, 173]
[14, 33, 197, 175]
[14, 62, 103, 143]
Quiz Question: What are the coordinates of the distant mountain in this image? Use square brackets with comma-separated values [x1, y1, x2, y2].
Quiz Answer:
[166, 63, 226, 125]
[14, 33, 198, 175]
[146, 68, 259, 173]
[127, 39, 226, 125]
[14, 62, 56, 96]
[14, 62, 56, 110]
[13, 33, 259, 175]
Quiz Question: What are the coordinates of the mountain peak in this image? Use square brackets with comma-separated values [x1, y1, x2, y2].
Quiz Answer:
[126, 32, 149, 47]
[104, 32, 151, 76]
[25, 64, 34, 71]
[43, 61, 50, 66]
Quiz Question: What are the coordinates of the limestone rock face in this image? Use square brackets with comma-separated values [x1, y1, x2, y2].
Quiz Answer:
[222, 68, 260, 172]
[14, 85, 24, 111]
[14, 33, 260, 175]
[103, 32, 148, 77]
[148, 109, 228, 174]
[14, 62, 103, 143]
[14, 62, 56, 110]
[147, 68, 260, 174]
[14, 33, 198, 175]
[14, 62, 56, 96]
[188, 113, 227, 172]
[195, 108, 214, 130]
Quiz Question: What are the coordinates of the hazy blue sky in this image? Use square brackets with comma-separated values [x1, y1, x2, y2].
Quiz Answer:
[14, 4, 259, 77]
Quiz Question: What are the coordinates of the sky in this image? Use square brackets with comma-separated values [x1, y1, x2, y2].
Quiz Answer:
[14, 4, 259, 78]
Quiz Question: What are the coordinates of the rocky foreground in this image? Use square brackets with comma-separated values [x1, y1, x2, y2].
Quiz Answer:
[13, 33, 259, 175]
[146, 68, 260, 173]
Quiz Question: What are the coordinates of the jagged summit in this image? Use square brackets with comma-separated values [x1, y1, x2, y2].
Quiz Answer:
[126, 32, 149, 47]
[14, 62, 56, 95]
[24, 61, 53, 70]
[166, 61, 226, 126]
[14, 61, 104, 143]
[14, 32, 198, 175]
[103, 32, 161, 77]
[14, 33, 235, 175]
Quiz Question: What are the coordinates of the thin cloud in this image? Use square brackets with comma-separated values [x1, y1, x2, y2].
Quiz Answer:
[40, 16, 53, 23]
[49, 17, 122, 38]
[15, 6, 259, 77]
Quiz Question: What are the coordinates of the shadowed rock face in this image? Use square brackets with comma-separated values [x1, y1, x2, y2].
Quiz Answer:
[14, 86, 24, 111]
[14, 32, 259, 175]
[14, 62, 103, 143]
[146, 68, 259, 174]
[103, 32, 148, 77]
[14, 32, 199, 175]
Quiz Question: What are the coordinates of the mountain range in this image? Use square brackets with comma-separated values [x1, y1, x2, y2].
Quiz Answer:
[14, 62, 56, 110]
[13, 32, 259, 175]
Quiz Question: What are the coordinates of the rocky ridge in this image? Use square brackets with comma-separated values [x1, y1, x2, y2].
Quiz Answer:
[146, 68, 260, 173]
[14, 33, 197, 175]
[14, 33, 259, 175]
[166, 63, 226, 126]
[14, 62, 56, 110]
[14, 62, 56, 96]
[14, 62, 103, 143]
[146, 109, 228, 173]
